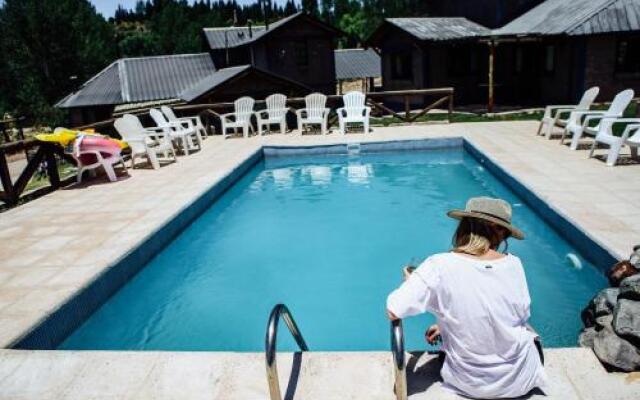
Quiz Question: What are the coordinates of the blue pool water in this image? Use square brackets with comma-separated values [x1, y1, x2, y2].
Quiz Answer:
[60, 148, 606, 351]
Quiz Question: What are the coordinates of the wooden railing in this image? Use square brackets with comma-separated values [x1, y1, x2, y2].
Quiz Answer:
[0, 88, 454, 208]
[78, 88, 455, 134]
[0, 140, 76, 207]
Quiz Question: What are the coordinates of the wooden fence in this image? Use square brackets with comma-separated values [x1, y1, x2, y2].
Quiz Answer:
[0, 88, 454, 208]
[78, 88, 455, 134]
[0, 140, 77, 207]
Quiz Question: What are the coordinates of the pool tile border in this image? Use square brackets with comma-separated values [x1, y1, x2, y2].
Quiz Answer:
[11, 149, 263, 349]
[11, 136, 616, 350]
[463, 140, 617, 269]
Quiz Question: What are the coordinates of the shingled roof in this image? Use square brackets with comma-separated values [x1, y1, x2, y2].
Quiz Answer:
[385, 18, 491, 41]
[57, 53, 215, 108]
[334, 49, 381, 80]
[494, 0, 640, 36]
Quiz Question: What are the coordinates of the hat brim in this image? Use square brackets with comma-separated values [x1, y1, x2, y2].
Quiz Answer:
[447, 210, 525, 240]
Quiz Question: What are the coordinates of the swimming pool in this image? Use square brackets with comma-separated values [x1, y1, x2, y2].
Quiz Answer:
[59, 145, 606, 351]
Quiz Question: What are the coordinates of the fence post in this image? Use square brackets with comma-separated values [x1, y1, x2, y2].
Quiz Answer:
[44, 144, 60, 189]
[0, 148, 17, 205]
[448, 93, 454, 122]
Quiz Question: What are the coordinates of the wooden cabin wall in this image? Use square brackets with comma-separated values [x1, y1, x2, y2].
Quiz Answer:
[378, 33, 426, 109]
[584, 34, 640, 102]
[427, 42, 486, 105]
[261, 18, 337, 94]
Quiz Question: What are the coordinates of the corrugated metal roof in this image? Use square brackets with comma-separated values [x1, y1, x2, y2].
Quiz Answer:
[56, 62, 122, 107]
[494, 0, 640, 36]
[334, 49, 381, 80]
[121, 53, 214, 102]
[57, 53, 216, 108]
[386, 18, 491, 41]
[203, 12, 301, 49]
[179, 65, 251, 102]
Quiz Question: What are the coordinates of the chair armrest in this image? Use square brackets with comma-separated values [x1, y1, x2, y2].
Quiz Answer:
[219, 112, 236, 122]
[296, 109, 307, 118]
[364, 106, 371, 117]
[336, 107, 346, 117]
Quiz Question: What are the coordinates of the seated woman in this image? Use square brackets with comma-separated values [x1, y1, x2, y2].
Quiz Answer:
[387, 197, 548, 399]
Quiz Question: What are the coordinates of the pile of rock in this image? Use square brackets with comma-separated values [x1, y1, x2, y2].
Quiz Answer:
[580, 273, 640, 371]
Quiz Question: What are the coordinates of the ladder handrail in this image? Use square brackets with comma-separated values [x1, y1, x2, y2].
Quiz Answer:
[391, 319, 408, 400]
[265, 303, 309, 400]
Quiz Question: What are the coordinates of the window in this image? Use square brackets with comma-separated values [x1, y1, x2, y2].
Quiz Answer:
[616, 38, 640, 73]
[294, 42, 309, 69]
[391, 51, 413, 80]
[544, 45, 555, 73]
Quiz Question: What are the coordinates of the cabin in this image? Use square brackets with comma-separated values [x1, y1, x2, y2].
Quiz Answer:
[367, 0, 640, 108]
[56, 54, 309, 126]
[334, 48, 381, 94]
[203, 12, 342, 94]
[366, 18, 490, 107]
[491, 0, 640, 105]
[57, 12, 342, 125]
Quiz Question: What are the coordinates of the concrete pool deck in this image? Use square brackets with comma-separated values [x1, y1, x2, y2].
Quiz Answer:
[0, 121, 639, 398]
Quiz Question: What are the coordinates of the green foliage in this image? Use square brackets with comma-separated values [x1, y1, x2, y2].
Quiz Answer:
[0, 0, 441, 127]
[0, 0, 115, 125]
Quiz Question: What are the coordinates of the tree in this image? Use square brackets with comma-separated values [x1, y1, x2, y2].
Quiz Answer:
[0, 0, 115, 124]
[301, 0, 319, 16]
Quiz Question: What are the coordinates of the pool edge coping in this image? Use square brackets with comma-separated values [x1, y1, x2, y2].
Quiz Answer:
[8, 135, 617, 350]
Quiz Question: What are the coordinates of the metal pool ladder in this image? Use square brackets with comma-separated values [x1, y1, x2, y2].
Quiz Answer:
[265, 303, 309, 400]
[264, 305, 407, 400]
[391, 319, 408, 400]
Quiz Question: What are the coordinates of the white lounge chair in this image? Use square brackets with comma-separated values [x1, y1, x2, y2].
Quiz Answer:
[161, 106, 208, 139]
[114, 114, 176, 170]
[256, 94, 288, 135]
[589, 117, 640, 166]
[562, 89, 634, 150]
[150, 108, 202, 154]
[337, 91, 371, 135]
[220, 97, 256, 138]
[296, 93, 330, 135]
[538, 87, 599, 139]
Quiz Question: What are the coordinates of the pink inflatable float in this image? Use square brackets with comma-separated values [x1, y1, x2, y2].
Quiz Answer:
[73, 134, 126, 183]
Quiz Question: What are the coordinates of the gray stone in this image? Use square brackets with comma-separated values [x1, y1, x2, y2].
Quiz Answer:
[578, 327, 598, 348]
[619, 274, 640, 301]
[613, 299, 640, 346]
[593, 325, 640, 372]
[582, 288, 619, 327]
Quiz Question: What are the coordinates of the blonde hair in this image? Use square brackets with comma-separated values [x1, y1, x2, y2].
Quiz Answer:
[452, 217, 508, 256]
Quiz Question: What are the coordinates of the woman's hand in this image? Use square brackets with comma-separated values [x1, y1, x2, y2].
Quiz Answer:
[425, 324, 441, 345]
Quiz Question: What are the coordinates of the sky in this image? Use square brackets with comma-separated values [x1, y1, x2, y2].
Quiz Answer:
[90, 0, 290, 18]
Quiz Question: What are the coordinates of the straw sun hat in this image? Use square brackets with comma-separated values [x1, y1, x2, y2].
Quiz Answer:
[447, 197, 525, 240]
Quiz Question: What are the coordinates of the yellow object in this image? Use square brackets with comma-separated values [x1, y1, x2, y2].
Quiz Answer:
[36, 128, 128, 149]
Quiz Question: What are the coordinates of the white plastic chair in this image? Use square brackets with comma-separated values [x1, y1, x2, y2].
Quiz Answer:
[220, 97, 255, 138]
[562, 89, 634, 150]
[538, 87, 599, 139]
[256, 94, 288, 135]
[296, 93, 330, 135]
[589, 117, 640, 166]
[67, 132, 126, 183]
[150, 108, 202, 154]
[337, 91, 371, 135]
[161, 106, 208, 139]
[114, 114, 176, 170]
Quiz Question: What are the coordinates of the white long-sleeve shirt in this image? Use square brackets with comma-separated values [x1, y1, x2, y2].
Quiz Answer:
[387, 252, 548, 399]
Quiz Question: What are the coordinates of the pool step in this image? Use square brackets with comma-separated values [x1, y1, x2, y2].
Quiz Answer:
[1, 348, 637, 399]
